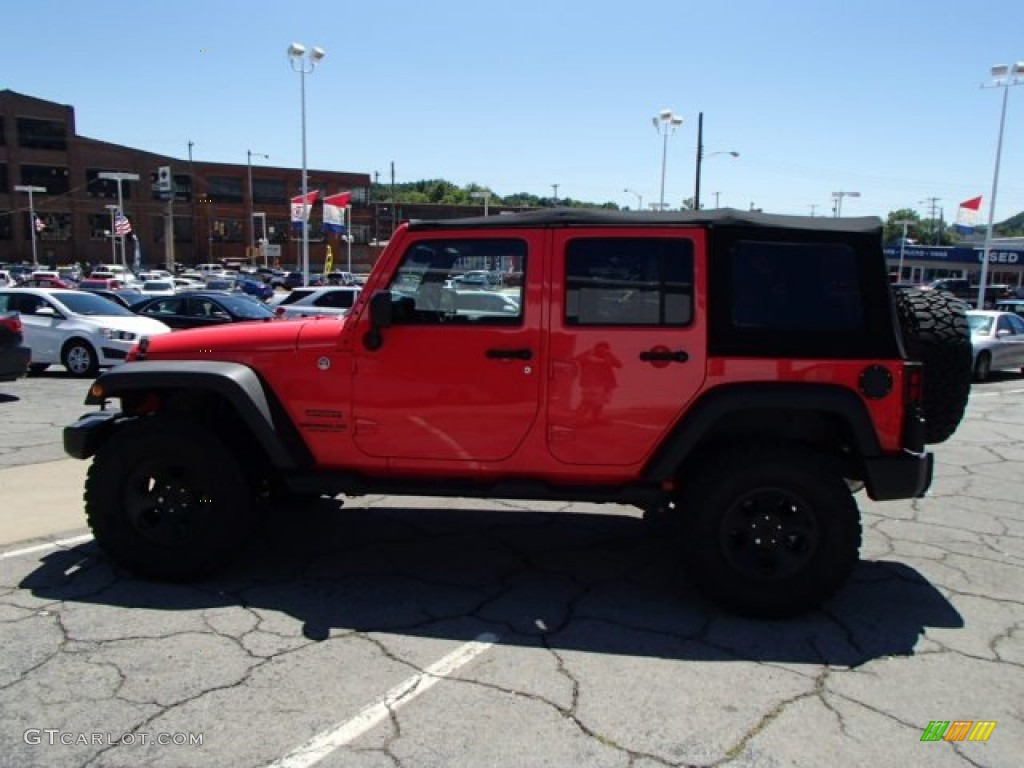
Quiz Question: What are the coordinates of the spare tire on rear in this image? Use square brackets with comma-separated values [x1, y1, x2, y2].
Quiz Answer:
[893, 288, 972, 444]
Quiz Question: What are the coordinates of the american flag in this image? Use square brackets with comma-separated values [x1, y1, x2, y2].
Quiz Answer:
[34, 216, 45, 233]
[114, 211, 132, 236]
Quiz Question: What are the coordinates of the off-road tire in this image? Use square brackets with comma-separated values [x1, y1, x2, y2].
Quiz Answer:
[678, 444, 861, 618]
[893, 288, 972, 444]
[85, 415, 253, 581]
[62, 339, 99, 378]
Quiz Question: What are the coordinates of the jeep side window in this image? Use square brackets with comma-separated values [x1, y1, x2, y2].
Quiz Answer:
[388, 238, 526, 325]
[731, 241, 864, 331]
[564, 237, 693, 326]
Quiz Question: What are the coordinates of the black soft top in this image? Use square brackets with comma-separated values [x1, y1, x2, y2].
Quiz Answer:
[408, 207, 882, 235]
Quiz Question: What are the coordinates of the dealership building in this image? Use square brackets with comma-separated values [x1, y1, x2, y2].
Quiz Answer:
[0, 89, 377, 270]
[884, 240, 1024, 289]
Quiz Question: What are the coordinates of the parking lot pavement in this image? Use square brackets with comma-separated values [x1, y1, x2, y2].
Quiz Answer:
[0, 373, 1022, 766]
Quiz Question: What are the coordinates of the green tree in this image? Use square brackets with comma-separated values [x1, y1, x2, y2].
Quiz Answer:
[883, 209, 922, 244]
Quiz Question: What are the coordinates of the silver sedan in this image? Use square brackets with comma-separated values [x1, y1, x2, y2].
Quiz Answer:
[967, 310, 1024, 381]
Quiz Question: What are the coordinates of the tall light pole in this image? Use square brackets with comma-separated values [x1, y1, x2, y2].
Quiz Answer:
[14, 185, 46, 268]
[653, 109, 684, 211]
[247, 150, 269, 262]
[977, 61, 1023, 310]
[98, 172, 140, 267]
[831, 190, 860, 217]
[895, 219, 915, 282]
[551, 183, 559, 205]
[471, 190, 492, 216]
[623, 188, 643, 212]
[288, 42, 326, 287]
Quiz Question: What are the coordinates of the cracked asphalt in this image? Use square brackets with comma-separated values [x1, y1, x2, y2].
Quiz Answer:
[0, 370, 1021, 767]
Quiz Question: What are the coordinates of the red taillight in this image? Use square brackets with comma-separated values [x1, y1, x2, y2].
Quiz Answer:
[905, 363, 923, 405]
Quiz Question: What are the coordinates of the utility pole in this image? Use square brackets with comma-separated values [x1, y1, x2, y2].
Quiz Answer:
[552, 183, 559, 205]
[809, 204, 818, 217]
[188, 141, 198, 264]
[920, 197, 941, 244]
[390, 161, 396, 238]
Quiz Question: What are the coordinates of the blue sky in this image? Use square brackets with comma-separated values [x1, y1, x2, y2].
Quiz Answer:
[4, 0, 1024, 222]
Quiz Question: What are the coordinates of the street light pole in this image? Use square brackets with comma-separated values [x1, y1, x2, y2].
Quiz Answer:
[977, 61, 1023, 310]
[653, 109, 684, 211]
[831, 190, 861, 217]
[288, 42, 326, 287]
[623, 188, 643, 212]
[98, 172, 140, 267]
[14, 185, 46, 268]
[247, 149, 269, 263]
[895, 219, 915, 282]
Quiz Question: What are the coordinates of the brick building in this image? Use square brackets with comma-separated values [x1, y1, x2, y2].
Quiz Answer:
[0, 90, 374, 271]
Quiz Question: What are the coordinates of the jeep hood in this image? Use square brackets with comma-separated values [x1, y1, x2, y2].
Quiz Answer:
[134, 316, 346, 360]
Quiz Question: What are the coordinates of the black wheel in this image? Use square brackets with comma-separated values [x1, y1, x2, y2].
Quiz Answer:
[27, 363, 50, 375]
[62, 339, 99, 378]
[85, 416, 253, 581]
[893, 288, 972, 444]
[678, 445, 861, 618]
[974, 352, 992, 382]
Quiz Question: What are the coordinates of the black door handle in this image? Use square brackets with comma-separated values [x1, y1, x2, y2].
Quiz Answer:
[486, 348, 533, 360]
[639, 349, 689, 363]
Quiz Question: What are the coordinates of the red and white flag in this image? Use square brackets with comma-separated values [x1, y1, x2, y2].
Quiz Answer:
[955, 196, 982, 234]
[290, 191, 320, 227]
[34, 215, 45, 233]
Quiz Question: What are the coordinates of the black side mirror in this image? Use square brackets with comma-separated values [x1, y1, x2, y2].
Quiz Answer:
[363, 290, 393, 350]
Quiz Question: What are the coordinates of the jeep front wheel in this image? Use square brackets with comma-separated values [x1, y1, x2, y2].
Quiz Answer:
[679, 445, 861, 618]
[85, 416, 253, 581]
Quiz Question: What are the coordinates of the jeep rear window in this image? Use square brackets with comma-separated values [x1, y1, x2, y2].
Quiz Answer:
[731, 241, 864, 331]
[564, 237, 693, 326]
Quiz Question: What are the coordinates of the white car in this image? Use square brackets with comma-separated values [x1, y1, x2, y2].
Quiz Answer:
[272, 286, 362, 318]
[0, 288, 171, 377]
[139, 280, 177, 297]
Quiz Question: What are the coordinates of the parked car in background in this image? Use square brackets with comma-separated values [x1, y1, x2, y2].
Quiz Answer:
[0, 270, 14, 287]
[272, 286, 361, 318]
[439, 288, 521, 318]
[0, 288, 171, 377]
[326, 271, 358, 286]
[994, 299, 1024, 318]
[78, 277, 125, 291]
[966, 310, 1024, 381]
[78, 288, 148, 309]
[0, 311, 31, 382]
[131, 291, 277, 329]
[233, 277, 274, 301]
[139, 280, 176, 297]
[199, 278, 234, 292]
[18, 276, 77, 289]
[927, 278, 1013, 309]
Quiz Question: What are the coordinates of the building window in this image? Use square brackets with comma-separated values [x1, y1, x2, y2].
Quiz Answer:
[86, 169, 134, 200]
[0, 213, 11, 240]
[0, 163, 7, 192]
[148, 171, 193, 202]
[208, 177, 243, 203]
[20, 165, 70, 196]
[210, 218, 244, 243]
[252, 178, 287, 205]
[88, 213, 115, 240]
[150, 215, 194, 243]
[565, 238, 694, 326]
[31, 212, 72, 241]
[16, 117, 68, 151]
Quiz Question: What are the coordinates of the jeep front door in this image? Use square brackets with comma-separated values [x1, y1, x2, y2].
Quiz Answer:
[352, 234, 540, 463]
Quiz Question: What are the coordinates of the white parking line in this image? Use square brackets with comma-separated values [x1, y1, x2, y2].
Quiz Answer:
[268, 633, 500, 768]
[0, 534, 94, 561]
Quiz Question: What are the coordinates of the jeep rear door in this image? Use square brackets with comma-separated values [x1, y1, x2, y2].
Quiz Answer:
[546, 230, 708, 466]
[351, 232, 541, 463]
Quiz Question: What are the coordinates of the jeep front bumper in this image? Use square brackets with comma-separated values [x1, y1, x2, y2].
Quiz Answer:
[63, 410, 122, 460]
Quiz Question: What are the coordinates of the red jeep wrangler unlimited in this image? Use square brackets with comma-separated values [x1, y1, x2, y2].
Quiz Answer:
[64, 209, 971, 617]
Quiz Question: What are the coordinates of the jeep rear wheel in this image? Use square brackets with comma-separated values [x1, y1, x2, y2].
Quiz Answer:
[85, 416, 253, 581]
[679, 445, 861, 618]
[893, 288, 972, 444]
